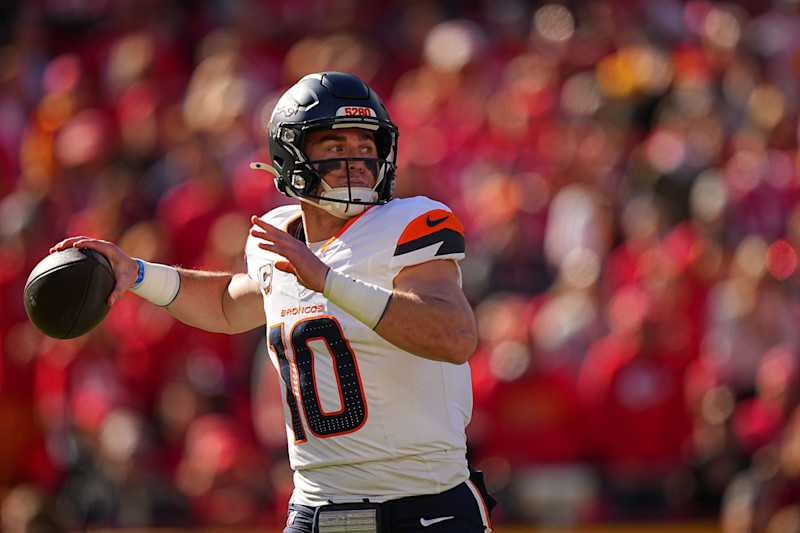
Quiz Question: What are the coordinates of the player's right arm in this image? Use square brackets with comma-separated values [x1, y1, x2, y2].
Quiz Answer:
[167, 269, 265, 334]
[50, 237, 266, 335]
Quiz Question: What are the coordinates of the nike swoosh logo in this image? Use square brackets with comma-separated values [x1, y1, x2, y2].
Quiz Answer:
[426, 214, 449, 227]
[420, 516, 455, 527]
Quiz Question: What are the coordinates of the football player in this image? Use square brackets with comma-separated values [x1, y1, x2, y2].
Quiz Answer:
[52, 71, 494, 533]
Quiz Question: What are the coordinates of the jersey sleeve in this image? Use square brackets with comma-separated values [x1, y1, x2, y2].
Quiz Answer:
[388, 199, 466, 271]
[245, 205, 301, 283]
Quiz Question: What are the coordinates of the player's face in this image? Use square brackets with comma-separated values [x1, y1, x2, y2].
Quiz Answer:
[303, 128, 379, 190]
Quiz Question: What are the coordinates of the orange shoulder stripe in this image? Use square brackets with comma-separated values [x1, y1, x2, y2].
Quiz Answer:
[397, 209, 464, 246]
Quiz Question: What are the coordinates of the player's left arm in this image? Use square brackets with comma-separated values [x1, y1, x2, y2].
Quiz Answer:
[375, 259, 477, 364]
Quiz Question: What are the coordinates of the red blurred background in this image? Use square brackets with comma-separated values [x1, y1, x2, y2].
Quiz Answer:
[1, 1, 800, 532]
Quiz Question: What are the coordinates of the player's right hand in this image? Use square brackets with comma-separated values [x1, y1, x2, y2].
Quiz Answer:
[50, 237, 140, 306]
[249, 216, 330, 293]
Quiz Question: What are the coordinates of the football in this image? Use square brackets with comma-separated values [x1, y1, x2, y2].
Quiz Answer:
[23, 248, 116, 339]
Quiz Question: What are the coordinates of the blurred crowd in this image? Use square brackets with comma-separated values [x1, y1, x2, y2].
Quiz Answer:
[2, 0, 800, 531]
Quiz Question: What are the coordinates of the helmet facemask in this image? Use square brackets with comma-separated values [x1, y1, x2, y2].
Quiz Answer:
[269, 121, 397, 219]
[310, 157, 381, 217]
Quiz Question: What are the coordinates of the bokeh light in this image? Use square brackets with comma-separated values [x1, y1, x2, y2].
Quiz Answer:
[533, 4, 574, 44]
[766, 239, 797, 281]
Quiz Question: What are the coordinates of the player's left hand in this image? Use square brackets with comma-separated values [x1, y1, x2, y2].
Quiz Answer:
[249, 216, 329, 292]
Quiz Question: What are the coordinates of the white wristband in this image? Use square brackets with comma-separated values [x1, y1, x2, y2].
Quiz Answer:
[323, 269, 392, 329]
[130, 259, 181, 307]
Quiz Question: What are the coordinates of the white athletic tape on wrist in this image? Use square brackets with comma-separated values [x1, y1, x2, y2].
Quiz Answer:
[323, 269, 392, 329]
[130, 259, 181, 307]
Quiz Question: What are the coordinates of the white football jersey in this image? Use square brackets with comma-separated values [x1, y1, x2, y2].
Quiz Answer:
[245, 196, 473, 505]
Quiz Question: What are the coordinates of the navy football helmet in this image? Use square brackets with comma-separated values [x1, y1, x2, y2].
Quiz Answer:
[253, 71, 399, 218]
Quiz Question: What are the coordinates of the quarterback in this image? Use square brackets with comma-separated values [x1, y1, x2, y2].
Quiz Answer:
[51, 72, 494, 532]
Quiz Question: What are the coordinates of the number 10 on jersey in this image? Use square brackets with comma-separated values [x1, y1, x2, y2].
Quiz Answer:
[268, 317, 368, 443]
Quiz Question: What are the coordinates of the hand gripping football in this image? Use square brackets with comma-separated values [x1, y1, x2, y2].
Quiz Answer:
[23, 248, 116, 339]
